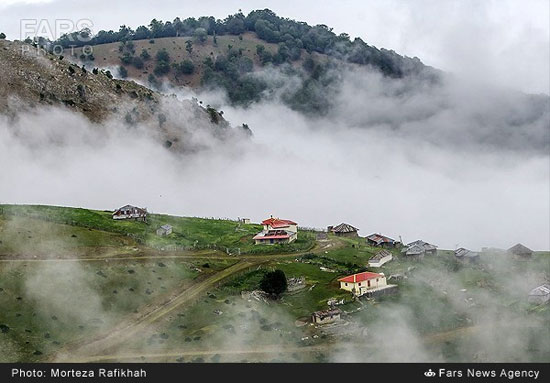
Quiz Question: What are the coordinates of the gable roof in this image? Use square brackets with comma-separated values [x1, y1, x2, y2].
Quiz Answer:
[507, 243, 533, 255]
[370, 249, 392, 261]
[160, 224, 172, 230]
[331, 223, 359, 233]
[366, 233, 396, 244]
[406, 240, 437, 251]
[113, 205, 147, 214]
[405, 244, 425, 255]
[338, 271, 383, 283]
[261, 217, 297, 228]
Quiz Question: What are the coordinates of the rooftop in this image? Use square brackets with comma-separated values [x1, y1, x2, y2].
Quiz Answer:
[366, 233, 396, 244]
[331, 223, 359, 233]
[261, 217, 297, 228]
[338, 271, 384, 283]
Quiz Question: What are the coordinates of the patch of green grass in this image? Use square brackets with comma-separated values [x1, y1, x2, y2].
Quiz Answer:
[0, 258, 233, 361]
[0, 215, 137, 257]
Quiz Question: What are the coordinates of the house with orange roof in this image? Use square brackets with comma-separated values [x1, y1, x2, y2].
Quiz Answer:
[253, 216, 298, 245]
[338, 271, 397, 297]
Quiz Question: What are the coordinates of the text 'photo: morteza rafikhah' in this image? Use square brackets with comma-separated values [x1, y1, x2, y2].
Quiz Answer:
[0, 0, 549, 382]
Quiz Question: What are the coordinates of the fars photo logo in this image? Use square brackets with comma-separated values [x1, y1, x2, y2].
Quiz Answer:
[19, 17, 94, 56]
[424, 369, 436, 378]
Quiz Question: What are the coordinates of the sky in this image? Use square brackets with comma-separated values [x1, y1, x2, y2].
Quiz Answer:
[0, 0, 548, 94]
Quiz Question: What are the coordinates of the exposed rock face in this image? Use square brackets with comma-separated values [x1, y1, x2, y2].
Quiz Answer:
[0, 39, 246, 152]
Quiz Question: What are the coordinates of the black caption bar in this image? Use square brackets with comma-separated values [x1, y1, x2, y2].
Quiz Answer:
[1, 363, 548, 383]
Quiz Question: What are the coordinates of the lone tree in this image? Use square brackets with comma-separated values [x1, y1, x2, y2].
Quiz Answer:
[185, 40, 193, 55]
[140, 49, 151, 60]
[0, 33, 6, 40]
[193, 28, 207, 45]
[260, 270, 287, 297]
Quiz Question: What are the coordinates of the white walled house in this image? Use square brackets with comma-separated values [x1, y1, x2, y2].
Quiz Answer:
[253, 217, 298, 245]
[338, 271, 397, 297]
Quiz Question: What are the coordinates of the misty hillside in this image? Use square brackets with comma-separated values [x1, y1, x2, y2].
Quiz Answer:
[52, 9, 549, 154]
[0, 39, 249, 152]
[55, 9, 437, 114]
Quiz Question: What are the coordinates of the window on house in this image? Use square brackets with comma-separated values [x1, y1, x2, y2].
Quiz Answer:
[345, 283, 348, 286]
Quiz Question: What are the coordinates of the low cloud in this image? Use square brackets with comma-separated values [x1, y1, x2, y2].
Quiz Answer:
[1, 62, 549, 251]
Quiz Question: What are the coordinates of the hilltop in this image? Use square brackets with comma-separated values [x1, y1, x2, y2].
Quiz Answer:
[55, 9, 437, 114]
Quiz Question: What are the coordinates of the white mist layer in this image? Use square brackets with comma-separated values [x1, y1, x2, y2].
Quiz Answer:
[0, 100, 548, 251]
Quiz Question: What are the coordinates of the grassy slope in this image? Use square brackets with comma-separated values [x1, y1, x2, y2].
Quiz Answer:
[0, 257, 238, 361]
[0, 204, 314, 255]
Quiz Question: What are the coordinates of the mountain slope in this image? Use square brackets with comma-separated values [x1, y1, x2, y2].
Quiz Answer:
[0, 39, 246, 152]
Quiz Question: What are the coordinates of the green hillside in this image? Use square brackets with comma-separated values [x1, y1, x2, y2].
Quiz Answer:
[0, 204, 314, 256]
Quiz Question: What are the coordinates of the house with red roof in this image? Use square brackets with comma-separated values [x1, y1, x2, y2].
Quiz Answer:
[338, 271, 397, 297]
[253, 216, 298, 245]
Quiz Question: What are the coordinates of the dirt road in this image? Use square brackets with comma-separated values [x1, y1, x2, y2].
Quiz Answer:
[54, 260, 260, 361]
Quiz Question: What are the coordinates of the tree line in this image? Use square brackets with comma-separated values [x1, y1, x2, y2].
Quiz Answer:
[54, 9, 426, 78]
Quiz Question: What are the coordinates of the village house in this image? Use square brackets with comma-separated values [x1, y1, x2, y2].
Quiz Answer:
[312, 308, 341, 324]
[156, 224, 173, 236]
[507, 243, 533, 258]
[368, 249, 393, 267]
[528, 284, 550, 305]
[401, 240, 437, 257]
[239, 218, 251, 224]
[253, 216, 298, 245]
[327, 223, 359, 237]
[454, 247, 480, 262]
[338, 271, 397, 297]
[112, 205, 147, 222]
[366, 233, 398, 248]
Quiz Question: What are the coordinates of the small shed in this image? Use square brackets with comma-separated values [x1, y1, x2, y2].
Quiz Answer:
[507, 243, 533, 258]
[528, 284, 550, 305]
[156, 224, 173, 236]
[239, 218, 251, 224]
[329, 223, 359, 237]
[312, 308, 341, 324]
